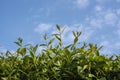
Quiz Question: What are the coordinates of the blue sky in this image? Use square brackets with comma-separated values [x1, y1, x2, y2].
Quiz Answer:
[0, 0, 120, 55]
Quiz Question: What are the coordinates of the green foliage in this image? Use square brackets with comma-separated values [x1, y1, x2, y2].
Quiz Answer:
[0, 24, 120, 80]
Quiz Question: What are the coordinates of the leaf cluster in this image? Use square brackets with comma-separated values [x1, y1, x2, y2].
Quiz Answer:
[0, 25, 120, 80]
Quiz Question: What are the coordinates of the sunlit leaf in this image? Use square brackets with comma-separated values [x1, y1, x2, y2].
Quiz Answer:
[88, 74, 96, 78]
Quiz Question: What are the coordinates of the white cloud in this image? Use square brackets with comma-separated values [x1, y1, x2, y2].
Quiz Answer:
[100, 40, 109, 46]
[94, 5, 103, 12]
[83, 8, 120, 55]
[34, 23, 52, 34]
[87, 8, 119, 29]
[96, 0, 109, 3]
[74, 0, 89, 9]
[117, 21, 120, 28]
[100, 48, 113, 55]
[80, 29, 93, 41]
[104, 12, 118, 25]
[115, 28, 120, 36]
[116, 9, 120, 15]
[99, 40, 114, 55]
[90, 19, 102, 29]
[114, 42, 120, 48]
[99, 40, 120, 55]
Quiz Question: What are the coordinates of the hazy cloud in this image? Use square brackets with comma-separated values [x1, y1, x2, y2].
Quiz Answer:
[96, 0, 109, 3]
[90, 19, 102, 28]
[34, 23, 52, 34]
[115, 29, 120, 36]
[104, 12, 118, 25]
[87, 8, 119, 29]
[94, 5, 104, 12]
[116, 9, 120, 15]
[74, 0, 89, 9]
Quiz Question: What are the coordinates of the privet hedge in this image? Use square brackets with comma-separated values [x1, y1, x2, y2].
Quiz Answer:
[0, 25, 120, 80]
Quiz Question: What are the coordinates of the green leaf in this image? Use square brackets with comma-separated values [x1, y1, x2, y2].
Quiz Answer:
[89, 43, 93, 48]
[21, 47, 26, 54]
[77, 66, 82, 74]
[1, 77, 8, 80]
[72, 31, 76, 37]
[99, 77, 106, 80]
[64, 69, 75, 76]
[95, 50, 100, 56]
[74, 37, 78, 44]
[25, 44, 31, 47]
[56, 24, 60, 31]
[54, 35, 61, 41]
[17, 47, 26, 56]
[88, 74, 96, 78]
[29, 50, 34, 58]
[18, 37, 23, 43]
[77, 31, 81, 37]
[72, 31, 81, 37]
[5, 51, 11, 57]
[43, 33, 47, 40]
[98, 46, 103, 51]
[61, 27, 65, 33]
[33, 44, 38, 53]
[14, 42, 22, 47]
[40, 44, 47, 46]
[48, 38, 55, 45]
[82, 65, 88, 71]
[65, 44, 72, 49]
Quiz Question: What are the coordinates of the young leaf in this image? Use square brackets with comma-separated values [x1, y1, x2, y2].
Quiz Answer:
[72, 31, 76, 37]
[29, 50, 34, 58]
[21, 47, 26, 55]
[14, 42, 22, 47]
[33, 44, 38, 53]
[17, 47, 26, 56]
[54, 35, 61, 41]
[98, 46, 103, 51]
[18, 37, 23, 43]
[43, 33, 47, 40]
[74, 37, 78, 44]
[65, 44, 72, 49]
[61, 27, 65, 34]
[40, 44, 47, 46]
[5, 51, 11, 57]
[48, 38, 55, 45]
[56, 24, 61, 31]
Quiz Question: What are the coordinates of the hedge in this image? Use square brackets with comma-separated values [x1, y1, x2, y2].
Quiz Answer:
[0, 25, 120, 80]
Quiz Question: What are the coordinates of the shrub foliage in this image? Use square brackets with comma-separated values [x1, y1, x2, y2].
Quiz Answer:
[0, 25, 120, 80]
